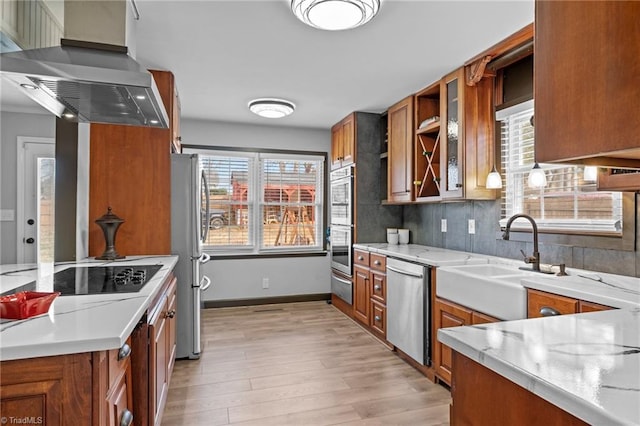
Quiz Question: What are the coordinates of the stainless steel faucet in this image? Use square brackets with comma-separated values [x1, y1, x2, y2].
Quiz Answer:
[502, 214, 541, 272]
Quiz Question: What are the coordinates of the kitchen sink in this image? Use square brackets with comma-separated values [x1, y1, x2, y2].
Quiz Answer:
[436, 263, 537, 320]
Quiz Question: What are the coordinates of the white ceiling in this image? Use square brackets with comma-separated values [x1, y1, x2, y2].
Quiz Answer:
[1, 0, 534, 130]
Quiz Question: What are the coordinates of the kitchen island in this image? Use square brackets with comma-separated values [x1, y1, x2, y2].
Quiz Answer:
[439, 272, 640, 425]
[0, 255, 179, 426]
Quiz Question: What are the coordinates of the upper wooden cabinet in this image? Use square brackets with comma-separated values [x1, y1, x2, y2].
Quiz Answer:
[89, 70, 178, 257]
[534, 1, 640, 168]
[396, 68, 496, 203]
[330, 113, 355, 169]
[387, 95, 414, 203]
[440, 68, 496, 200]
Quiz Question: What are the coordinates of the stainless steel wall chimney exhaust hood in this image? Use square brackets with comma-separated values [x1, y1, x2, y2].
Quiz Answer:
[0, 39, 169, 128]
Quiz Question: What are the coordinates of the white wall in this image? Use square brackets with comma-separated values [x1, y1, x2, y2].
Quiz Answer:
[0, 111, 55, 264]
[180, 118, 331, 301]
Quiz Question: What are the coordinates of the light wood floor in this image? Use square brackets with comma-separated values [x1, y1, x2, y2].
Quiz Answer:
[162, 301, 451, 426]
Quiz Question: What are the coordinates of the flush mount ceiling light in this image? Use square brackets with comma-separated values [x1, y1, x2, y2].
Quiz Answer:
[248, 98, 295, 119]
[291, 0, 381, 31]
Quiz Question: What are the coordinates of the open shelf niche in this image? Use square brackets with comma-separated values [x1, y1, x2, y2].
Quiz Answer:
[414, 81, 442, 201]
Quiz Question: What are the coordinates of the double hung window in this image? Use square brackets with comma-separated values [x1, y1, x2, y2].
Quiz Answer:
[186, 147, 325, 254]
[498, 100, 623, 235]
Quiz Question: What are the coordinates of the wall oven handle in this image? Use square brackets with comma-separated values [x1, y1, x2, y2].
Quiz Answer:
[332, 274, 351, 285]
[387, 265, 424, 279]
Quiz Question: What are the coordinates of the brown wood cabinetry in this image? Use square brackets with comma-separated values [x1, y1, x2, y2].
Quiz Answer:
[579, 300, 613, 313]
[330, 113, 355, 169]
[392, 67, 496, 203]
[0, 353, 93, 426]
[387, 96, 414, 203]
[433, 297, 472, 385]
[102, 340, 134, 426]
[450, 352, 588, 426]
[89, 69, 179, 257]
[0, 274, 177, 426]
[133, 275, 178, 426]
[440, 67, 496, 200]
[353, 265, 370, 325]
[434, 296, 500, 386]
[527, 288, 614, 318]
[534, 1, 640, 167]
[0, 344, 134, 426]
[368, 253, 387, 338]
[414, 82, 442, 201]
[352, 249, 387, 338]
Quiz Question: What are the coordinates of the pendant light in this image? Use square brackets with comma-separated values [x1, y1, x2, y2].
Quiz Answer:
[486, 165, 503, 189]
[291, 0, 381, 31]
[583, 166, 598, 182]
[528, 163, 547, 188]
[248, 98, 295, 119]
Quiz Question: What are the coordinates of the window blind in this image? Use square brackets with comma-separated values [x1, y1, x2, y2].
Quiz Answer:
[259, 155, 324, 250]
[200, 153, 254, 248]
[499, 103, 623, 234]
[192, 148, 325, 254]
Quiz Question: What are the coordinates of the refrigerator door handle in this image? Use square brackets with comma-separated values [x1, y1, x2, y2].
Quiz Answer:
[200, 169, 210, 244]
[200, 275, 212, 291]
[200, 252, 211, 264]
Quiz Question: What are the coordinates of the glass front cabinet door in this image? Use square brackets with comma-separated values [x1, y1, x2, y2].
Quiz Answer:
[441, 69, 464, 198]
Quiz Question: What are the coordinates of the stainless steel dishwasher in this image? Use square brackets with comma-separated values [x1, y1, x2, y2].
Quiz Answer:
[386, 257, 430, 366]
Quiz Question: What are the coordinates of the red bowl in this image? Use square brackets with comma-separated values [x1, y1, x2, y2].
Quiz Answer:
[0, 291, 61, 320]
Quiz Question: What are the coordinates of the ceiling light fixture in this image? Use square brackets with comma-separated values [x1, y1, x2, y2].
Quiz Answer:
[291, 0, 381, 31]
[248, 98, 295, 119]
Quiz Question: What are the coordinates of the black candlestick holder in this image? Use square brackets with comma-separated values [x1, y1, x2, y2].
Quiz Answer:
[95, 207, 125, 260]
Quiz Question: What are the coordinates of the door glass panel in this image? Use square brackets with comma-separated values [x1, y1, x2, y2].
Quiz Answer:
[37, 157, 55, 263]
[446, 79, 460, 191]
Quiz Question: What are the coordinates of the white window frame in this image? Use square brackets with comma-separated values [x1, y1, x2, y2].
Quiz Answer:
[185, 147, 326, 256]
[497, 100, 623, 235]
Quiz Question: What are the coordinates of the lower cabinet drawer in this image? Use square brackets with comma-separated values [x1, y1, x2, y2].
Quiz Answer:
[527, 289, 578, 318]
[370, 300, 386, 336]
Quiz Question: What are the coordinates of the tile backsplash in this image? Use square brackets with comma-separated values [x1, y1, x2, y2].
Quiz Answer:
[402, 196, 640, 277]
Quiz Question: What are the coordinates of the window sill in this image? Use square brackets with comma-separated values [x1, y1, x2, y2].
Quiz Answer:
[206, 250, 328, 260]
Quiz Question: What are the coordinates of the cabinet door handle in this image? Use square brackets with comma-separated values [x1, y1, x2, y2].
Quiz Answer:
[374, 285, 381, 291]
[375, 315, 381, 322]
[165, 310, 176, 319]
[373, 260, 381, 266]
[118, 343, 131, 361]
[357, 255, 364, 261]
[540, 306, 561, 317]
[120, 409, 133, 426]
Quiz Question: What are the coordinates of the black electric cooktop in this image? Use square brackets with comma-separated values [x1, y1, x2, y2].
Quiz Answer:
[3, 265, 162, 296]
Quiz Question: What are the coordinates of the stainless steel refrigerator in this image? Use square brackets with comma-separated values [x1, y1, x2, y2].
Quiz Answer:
[171, 153, 211, 359]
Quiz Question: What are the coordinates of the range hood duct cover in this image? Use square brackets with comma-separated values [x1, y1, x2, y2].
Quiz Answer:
[0, 39, 169, 128]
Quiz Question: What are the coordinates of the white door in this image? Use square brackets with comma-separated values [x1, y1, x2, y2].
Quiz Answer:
[17, 137, 55, 264]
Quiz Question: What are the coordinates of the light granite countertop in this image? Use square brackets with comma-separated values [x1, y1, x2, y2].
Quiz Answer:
[0, 255, 178, 361]
[352, 243, 488, 267]
[439, 309, 640, 425]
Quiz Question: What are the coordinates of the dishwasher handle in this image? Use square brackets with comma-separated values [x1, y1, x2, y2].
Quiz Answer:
[387, 265, 424, 279]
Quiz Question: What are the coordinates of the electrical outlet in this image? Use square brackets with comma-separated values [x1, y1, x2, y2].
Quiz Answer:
[468, 219, 476, 234]
[262, 278, 269, 289]
[441, 219, 447, 233]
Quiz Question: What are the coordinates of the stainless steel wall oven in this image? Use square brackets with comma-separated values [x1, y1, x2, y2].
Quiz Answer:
[330, 166, 354, 302]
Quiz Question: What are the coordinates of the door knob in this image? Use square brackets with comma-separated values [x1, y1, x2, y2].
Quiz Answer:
[25, 238, 35, 244]
[27, 219, 35, 225]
